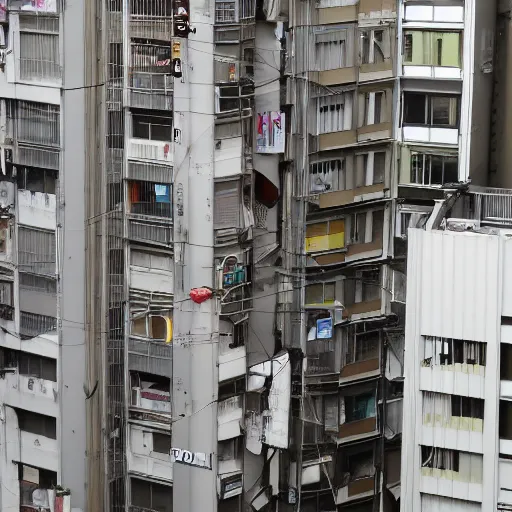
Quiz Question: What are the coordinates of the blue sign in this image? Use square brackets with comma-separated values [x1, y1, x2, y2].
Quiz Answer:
[316, 318, 332, 339]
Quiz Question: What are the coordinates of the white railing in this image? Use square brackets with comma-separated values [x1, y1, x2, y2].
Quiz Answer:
[129, 138, 173, 165]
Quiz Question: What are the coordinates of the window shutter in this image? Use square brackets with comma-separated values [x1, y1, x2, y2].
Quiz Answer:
[214, 181, 240, 229]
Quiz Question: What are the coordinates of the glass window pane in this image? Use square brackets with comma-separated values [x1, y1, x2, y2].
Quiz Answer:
[404, 93, 426, 124]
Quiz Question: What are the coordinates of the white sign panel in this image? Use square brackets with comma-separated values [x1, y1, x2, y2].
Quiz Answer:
[170, 448, 212, 470]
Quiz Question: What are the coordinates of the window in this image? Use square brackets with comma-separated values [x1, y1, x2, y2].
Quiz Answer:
[361, 269, 381, 302]
[19, 16, 60, 82]
[129, 181, 172, 218]
[345, 329, 379, 364]
[350, 212, 366, 244]
[15, 101, 60, 147]
[215, 0, 237, 23]
[18, 227, 56, 277]
[315, 27, 347, 71]
[317, 94, 351, 134]
[108, 111, 124, 149]
[410, 152, 459, 186]
[0, 281, 13, 308]
[152, 432, 171, 454]
[421, 446, 459, 472]
[17, 166, 57, 194]
[362, 91, 385, 126]
[371, 210, 384, 242]
[131, 478, 173, 512]
[16, 409, 56, 439]
[403, 31, 461, 68]
[132, 114, 172, 141]
[422, 336, 486, 367]
[131, 314, 171, 341]
[215, 59, 239, 83]
[451, 396, 484, 420]
[19, 352, 57, 382]
[309, 159, 345, 193]
[215, 86, 240, 114]
[109, 43, 123, 80]
[305, 281, 336, 305]
[403, 92, 460, 128]
[345, 392, 376, 422]
[356, 151, 386, 187]
[361, 28, 388, 65]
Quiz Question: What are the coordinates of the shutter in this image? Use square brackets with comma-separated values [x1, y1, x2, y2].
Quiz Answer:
[214, 180, 240, 228]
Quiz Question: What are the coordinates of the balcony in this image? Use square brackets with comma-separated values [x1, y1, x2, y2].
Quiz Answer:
[18, 190, 57, 231]
[218, 395, 243, 440]
[130, 74, 173, 111]
[336, 475, 375, 504]
[20, 430, 58, 473]
[128, 338, 172, 379]
[339, 388, 378, 444]
[128, 138, 173, 166]
[129, 0, 173, 42]
[2, 373, 58, 418]
[219, 333, 246, 383]
[127, 424, 173, 483]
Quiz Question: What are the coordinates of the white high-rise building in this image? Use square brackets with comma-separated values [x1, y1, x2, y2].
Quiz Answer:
[402, 200, 512, 512]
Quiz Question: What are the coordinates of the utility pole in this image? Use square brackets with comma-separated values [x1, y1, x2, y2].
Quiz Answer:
[172, 0, 219, 510]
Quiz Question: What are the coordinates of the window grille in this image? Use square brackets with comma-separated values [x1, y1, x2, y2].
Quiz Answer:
[14, 101, 60, 147]
[317, 94, 350, 134]
[18, 226, 56, 277]
[309, 159, 345, 193]
[20, 32, 60, 82]
[315, 29, 347, 71]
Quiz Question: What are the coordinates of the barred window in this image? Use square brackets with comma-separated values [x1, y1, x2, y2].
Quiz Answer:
[15, 101, 60, 147]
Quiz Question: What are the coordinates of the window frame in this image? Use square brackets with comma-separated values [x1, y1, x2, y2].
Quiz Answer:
[403, 92, 460, 128]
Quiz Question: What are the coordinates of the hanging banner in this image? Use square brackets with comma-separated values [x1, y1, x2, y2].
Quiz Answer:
[20, 0, 57, 12]
[256, 111, 285, 154]
[0, 1, 6, 23]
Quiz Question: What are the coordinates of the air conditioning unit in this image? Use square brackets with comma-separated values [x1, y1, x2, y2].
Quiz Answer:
[446, 218, 480, 232]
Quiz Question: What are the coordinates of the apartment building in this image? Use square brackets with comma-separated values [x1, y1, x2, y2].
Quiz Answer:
[0, 0, 501, 512]
[401, 188, 512, 512]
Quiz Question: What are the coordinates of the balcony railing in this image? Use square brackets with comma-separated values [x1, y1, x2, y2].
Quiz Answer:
[471, 186, 512, 226]
[131, 201, 172, 218]
[129, 138, 173, 165]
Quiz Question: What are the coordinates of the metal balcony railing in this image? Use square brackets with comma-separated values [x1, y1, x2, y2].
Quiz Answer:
[471, 186, 512, 226]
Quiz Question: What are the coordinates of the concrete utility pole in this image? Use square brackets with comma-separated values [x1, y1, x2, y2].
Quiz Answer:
[172, 0, 219, 510]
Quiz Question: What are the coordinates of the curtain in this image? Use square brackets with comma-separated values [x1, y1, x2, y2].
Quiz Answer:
[423, 391, 452, 426]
